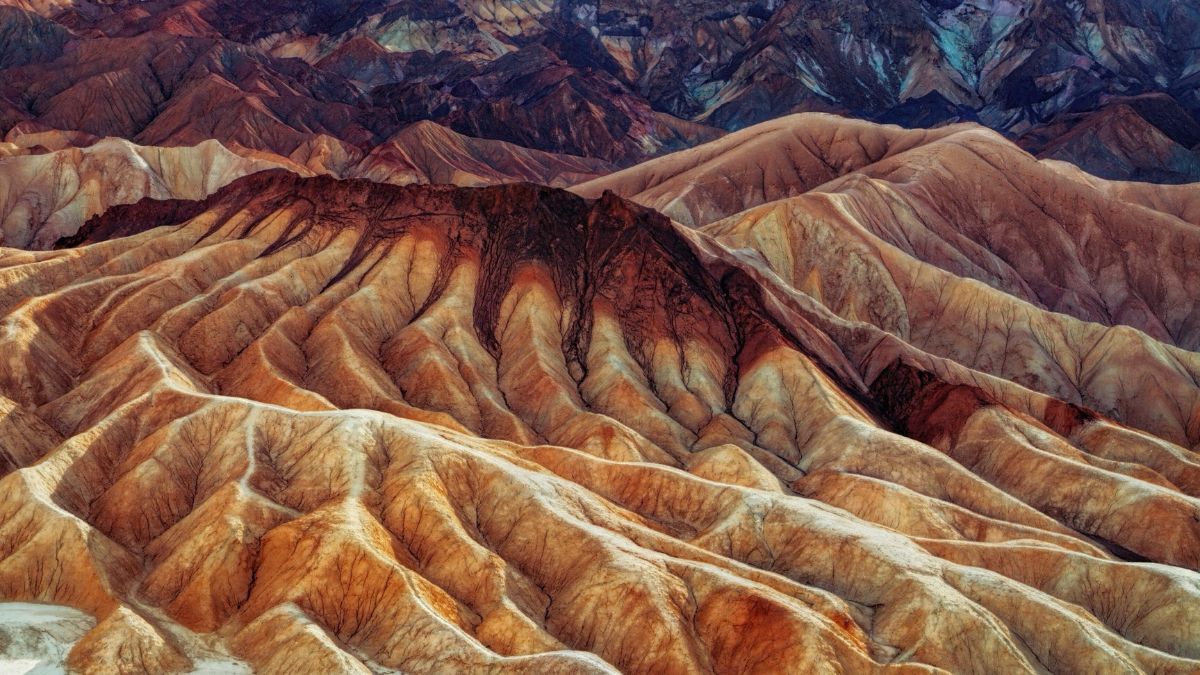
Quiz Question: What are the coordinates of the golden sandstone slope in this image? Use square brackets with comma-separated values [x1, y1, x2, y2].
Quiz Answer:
[0, 148, 1199, 674]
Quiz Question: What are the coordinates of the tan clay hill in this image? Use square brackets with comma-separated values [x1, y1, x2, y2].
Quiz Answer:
[0, 122, 613, 250]
[572, 114, 968, 228]
[1, 164, 1199, 674]
[577, 114, 1200, 353]
[0, 136, 292, 248]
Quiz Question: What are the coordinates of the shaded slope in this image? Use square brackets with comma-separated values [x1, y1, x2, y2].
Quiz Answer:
[369, 44, 722, 164]
[1018, 95, 1200, 184]
[0, 6, 69, 69]
[0, 172, 1198, 673]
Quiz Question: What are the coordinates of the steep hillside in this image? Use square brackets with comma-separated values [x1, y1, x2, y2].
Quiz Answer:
[353, 120, 613, 187]
[0, 122, 616, 249]
[0, 137, 292, 248]
[0, 171, 1198, 673]
[583, 114, 1200, 354]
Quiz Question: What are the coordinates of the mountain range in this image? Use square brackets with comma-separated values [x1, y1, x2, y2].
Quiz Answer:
[1, 1, 1199, 674]
[4, 1, 1200, 179]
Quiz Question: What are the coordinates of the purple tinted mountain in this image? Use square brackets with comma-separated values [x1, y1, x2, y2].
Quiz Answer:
[369, 44, 721, 163]
[4, 1, 1200, 180]
[1018, 94, 1200, 184]
[0, 5, 715, 166]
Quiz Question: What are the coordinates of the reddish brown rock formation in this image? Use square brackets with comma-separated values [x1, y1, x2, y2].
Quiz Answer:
[1, 171, 1199, 673]
[353, 120, 613, 188]
[0, 123, 615, 251]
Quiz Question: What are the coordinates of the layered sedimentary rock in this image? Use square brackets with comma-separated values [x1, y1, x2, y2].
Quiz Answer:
[1017, 94, 1200, 184]
[0, 121, 618, 250]
[583, 114, 1200, 355]
[0, 137, 293, 248]
[5, 1, 1200, 182]
[29, 0, 1200, 132]
[352, 120, 613, 188]
[1, 170, 1199, 673]
[0, 2, 1197, 673]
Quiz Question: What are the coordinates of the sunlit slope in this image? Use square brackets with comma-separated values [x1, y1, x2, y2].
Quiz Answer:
[0, 172, 1197, 673]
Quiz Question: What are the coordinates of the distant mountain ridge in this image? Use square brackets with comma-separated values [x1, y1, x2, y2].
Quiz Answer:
[2, 0, 1199, 181]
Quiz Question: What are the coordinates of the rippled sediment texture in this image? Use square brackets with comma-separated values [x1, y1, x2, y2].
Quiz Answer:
[1, 170, 1199, 674]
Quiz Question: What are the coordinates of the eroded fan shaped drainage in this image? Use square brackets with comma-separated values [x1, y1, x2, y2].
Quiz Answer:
[0, 172, 1198, 674]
